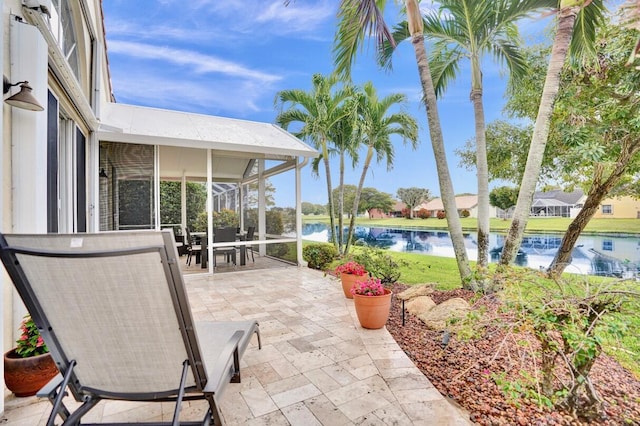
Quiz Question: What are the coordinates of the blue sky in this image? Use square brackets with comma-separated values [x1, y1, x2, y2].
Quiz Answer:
[102, 1, 551, 207]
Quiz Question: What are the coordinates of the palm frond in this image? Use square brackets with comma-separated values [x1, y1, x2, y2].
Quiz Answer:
[334, 0, 393, 78]
[569, 0, 605, 62]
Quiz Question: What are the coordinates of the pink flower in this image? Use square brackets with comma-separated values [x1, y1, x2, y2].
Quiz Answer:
[36, 336, 44, 347]
[335, 261, 366, 276]
[350, 277, 385, 296]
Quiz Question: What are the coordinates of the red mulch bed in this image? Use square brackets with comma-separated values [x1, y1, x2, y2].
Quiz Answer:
[385, 283, 640, 425]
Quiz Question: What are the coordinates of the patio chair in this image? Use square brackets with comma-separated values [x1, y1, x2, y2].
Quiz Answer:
[213, 227, 237, 268]
[0, 230, 261, 426]
[185, 227, 201, 266]
[244, 226, 256, 263]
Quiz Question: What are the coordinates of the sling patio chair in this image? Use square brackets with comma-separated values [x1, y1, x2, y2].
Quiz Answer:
[0, 230, 261, 426]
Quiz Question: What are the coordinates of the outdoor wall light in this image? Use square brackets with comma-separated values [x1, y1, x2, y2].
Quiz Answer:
[3, 75, 44, 111]
[99, 168, 108, 179]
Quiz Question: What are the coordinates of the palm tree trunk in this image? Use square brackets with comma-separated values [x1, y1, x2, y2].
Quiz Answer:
[345, 147, 374, 255]
[470, 58, 489, 269]
[500, 5, 578, 265]
[338, 152, 345, 255]
[408, 9, 473, 286]
[322, 141, 338, 249]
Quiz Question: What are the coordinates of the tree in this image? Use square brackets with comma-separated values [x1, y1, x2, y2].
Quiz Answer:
[160, 181, 207, 232]
[456, 120, 533, 185]
[489, 186, 519, 218]
[360, 187, 394, 217]
[333, 0, 474, 286]
[385, 0, 536, 272]
[328, 87, 360, 254]
[500, 0, 605, 265]
[332, 185, 357, 217]
[344, 82, 419, 255]
[301, 202, 316, 215]
[543, 20, 640, 276]
[397, 187, 430, 219]
[275, 73, 351, 250]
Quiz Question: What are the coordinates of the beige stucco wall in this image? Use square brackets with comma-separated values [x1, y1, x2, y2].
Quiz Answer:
[592, 196, 640, 219]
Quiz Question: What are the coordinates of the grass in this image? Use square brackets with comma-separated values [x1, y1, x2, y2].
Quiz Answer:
[302, 215, 640, 235]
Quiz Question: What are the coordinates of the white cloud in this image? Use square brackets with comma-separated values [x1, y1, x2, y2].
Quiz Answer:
[107, 40, 282, 84]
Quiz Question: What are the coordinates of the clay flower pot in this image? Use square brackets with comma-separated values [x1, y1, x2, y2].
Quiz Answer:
[4, 349, 58, 397]
[340, 273, 366, 299]
[353, 289, 393, 329]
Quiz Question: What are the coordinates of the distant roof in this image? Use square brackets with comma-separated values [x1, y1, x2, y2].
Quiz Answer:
[533, 190, 584, 206]
[419, 195, 478, 211]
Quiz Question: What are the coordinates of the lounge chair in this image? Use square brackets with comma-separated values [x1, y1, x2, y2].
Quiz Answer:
[0, 230, 261, 426]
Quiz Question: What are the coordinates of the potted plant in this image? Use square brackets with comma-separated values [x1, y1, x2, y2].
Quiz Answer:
[350, 277, 393, 329]
[335, 261, 367, 298]
[4, 315, 58, 397]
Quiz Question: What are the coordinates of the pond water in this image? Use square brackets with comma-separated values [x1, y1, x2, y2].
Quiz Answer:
[302, 223, 640, 278]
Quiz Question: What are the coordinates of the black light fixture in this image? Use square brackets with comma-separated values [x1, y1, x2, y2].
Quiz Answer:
[99, 168, 108, 179]
[3, 75, 44, 111]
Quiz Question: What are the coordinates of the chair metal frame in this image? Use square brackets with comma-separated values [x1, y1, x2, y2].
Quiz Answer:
[0, 230, 260, 426]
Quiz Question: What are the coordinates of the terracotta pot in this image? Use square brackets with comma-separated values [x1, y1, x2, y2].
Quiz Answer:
[340, 273, 366, 298]
[353, 289, 393, 329]
[4, 349, 58, 397]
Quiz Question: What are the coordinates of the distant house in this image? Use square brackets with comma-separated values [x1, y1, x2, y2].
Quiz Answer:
[369, 200, 406, 219]
[592, 196, 640, 219]
[531, 190, 585, 217]
[415, 195, 495, 218]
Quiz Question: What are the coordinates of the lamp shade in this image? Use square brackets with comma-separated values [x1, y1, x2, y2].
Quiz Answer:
[5, 82, 44, 111]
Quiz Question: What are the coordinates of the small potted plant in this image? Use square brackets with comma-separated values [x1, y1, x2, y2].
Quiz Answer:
[335, 260, 367, 299]
[3, 315, 58, 397]
[350, 277, 393, 329]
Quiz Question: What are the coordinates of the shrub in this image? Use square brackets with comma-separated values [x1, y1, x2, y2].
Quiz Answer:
[460, 209, 470, 218]
[417, 208, 431, 219]
[436, 210, 446, 219]
[303, 243, 337, 270]
[352, 247, 407, 285]
[401, 207, 412, 219]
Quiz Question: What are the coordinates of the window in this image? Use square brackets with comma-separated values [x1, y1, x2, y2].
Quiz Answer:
[602, 240, 614, 251]
[602, 204, 613, 214]
[49, 0, 80, 80]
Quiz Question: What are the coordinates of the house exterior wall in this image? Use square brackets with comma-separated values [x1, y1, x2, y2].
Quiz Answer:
[592, 196, 640, 219]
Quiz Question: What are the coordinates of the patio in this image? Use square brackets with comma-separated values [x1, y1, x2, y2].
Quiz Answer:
[2, 267, 471, 425]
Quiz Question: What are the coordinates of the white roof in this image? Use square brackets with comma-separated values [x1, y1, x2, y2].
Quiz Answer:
[96, 103, 317, 181]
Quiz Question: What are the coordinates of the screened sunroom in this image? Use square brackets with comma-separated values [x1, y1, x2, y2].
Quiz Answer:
[95, 103, 317, 274]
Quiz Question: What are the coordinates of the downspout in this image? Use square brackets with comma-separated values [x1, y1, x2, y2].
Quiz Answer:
[296, 157, 309, 266]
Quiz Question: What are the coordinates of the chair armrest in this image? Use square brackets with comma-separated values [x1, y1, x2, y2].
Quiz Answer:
[202, 330, 244, 394]
[36, 373, 64, 399]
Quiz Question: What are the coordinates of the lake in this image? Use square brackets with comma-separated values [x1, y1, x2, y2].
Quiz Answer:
[301, 223, 640, 278]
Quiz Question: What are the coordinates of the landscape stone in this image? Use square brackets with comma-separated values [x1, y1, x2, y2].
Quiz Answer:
[397, 284, 435, 300]
[405, 296, 436, 317]
[417, 298, 471, 331]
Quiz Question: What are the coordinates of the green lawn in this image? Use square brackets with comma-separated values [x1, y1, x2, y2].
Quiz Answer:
[302, 215, 640, 235]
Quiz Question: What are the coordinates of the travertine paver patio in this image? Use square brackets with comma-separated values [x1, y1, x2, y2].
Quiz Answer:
[2, 267, 472, 425]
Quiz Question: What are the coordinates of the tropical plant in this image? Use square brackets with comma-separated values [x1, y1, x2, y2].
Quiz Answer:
[333, 0, 474, 287]
[275, 73, 352, 251]
[344, 82, 419, 255]
[15, 315, 48, 358]
[352, 247, 406, 285]
[386, 0, 538, 275]
[501, 0, 605, 265]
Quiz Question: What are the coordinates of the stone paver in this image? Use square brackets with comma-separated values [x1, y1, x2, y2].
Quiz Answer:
[1, 267, 473, 425]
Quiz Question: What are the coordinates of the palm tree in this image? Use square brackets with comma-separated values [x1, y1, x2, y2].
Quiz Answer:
[334, 0, 474, 286]
[344, 82, 419, 255]
[275, 74, 351, 250]
[382, 0, 538, 272]
[328, 91, 360, 255]
[500, 0, 604, 265]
